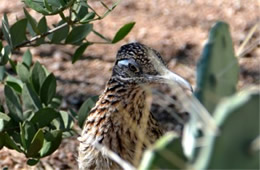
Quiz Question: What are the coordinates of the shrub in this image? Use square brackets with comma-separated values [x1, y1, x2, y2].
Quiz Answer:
[0, 0, 134, 165]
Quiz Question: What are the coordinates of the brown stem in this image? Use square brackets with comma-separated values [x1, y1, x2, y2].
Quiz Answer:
[15, 22, 68, 49]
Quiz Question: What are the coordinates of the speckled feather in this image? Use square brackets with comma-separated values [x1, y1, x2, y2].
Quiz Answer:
[78, 77, 163, 169]
[78, 43, 186, 170]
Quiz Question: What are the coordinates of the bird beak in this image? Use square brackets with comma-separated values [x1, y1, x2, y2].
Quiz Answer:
[147, 50, 193, 92]
[160, 69, 193, 92]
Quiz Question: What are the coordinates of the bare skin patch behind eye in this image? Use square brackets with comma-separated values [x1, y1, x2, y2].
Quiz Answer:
[117, 59, 130, 68]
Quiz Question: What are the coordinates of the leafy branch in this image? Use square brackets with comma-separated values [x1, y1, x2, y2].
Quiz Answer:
[15, 0, 124, 50]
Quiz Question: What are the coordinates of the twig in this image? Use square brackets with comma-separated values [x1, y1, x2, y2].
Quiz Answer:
[87, 4, 102, 18]
[92, 29, 111, 42]
[59, 12, 71, 25]
[238, 38, 260, 58]
[237, 23, 259, 57]
[15, 22, 68, 49]
[87, 41, 110, 45]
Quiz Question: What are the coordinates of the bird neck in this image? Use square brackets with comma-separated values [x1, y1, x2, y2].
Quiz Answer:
[85, 77, 149, 129]
[101, 77, 147, 119]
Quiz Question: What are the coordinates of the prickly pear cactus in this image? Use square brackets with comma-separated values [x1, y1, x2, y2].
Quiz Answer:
[208, 91, 259, 169]
[138, 21, 256, 170]
[195, 21, 239, 113]
[139, 132, 187, 169]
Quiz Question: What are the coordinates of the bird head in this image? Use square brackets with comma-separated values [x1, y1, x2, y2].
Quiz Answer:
[112, 42, 193, 92]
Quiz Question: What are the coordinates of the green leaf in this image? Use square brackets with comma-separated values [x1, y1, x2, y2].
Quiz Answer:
[22, 49, 32, 67]
[9, 58, 16, 72]
[80, 12, 95, 23]
[3, 132, 23, 152]
[65, 24, 93, 44]
[0, 66, 5, 81]
[57, 0, 66, 6]
[20, 122, 27, 149]
[2, 13, 13, 48]
[0, 112, 11, 132]
[50, 96, 62, 108]
[20, 121, 37, 150]
[47, 0, 64, 7]
[195, 21, 239, 113]
[0, 112, 10, 122]
[60, 111, 74, 129]
[10, 18, 28, 48]
[23, 110, 34, 120]
[69, 108, 78, 120]
[22, 83, 42, 112]
[0, 133, 4, 149]
[8, 131, 22, 147]
[30, 62, 47, 94]
[71, 0, 85, 20]
[37, 16, 48, 33]
[24, 8, 39, 34]
[43, 0, 53, 12]
[40, 130, 62, 157]
[78, 96, 98, 128]
[27, 129, 44, 157]
[6, 75, 23, 94]
[0, 45, 11, 66]
[27, 158, 39, 166]
[24, 0, 49, 15]
[0, 120, 4, 133]
[17, 63, 30, 82]
[50, 21, 69, 43]
[74, 0, 88, 17]
[72, 42, 91, 64]
[139, 132, 187, 169]
[40, 73, 56, 105]
[0, 104, 5, 113]
[72, 0, 94, 23]
[36, 16, 48, 45]
[6, 81, 22, 94]
[112, 22, 135, 43]
[208, 91, 260, 169]
[31, 108, 60, 128]
[4, 85, 23, 122]
[24, 0, 74, 15]
[51, 118, 62, 130]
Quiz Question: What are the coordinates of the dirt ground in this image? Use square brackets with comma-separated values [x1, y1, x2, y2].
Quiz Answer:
[0, 0, 259, 169]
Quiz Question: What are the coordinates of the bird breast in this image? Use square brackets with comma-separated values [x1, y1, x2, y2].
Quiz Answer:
[78, 81, 163, 169]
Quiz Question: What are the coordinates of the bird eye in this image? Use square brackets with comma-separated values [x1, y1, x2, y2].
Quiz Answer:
[117, 59, 140, 73]
[128, 63, 139, 73]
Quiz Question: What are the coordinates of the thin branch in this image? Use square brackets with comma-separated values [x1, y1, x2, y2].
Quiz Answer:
[100, 1, 111, 11]
[59, 12, 71, 25]
[15, 22, 68, 49]
[87, 41, 111, 44]
[88, 0, 122, 20]
[102, 0, 122, 18]
[237, 23, 259, 57]
[92, 29, 111, 42]
[238, 38, 260, 58]
[87, 4, 101, 18]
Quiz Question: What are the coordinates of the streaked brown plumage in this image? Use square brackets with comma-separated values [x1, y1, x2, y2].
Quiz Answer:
[78, 43, 192, 169]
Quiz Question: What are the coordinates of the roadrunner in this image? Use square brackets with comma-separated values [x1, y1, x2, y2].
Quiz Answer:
[78, 43, 192, 169]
